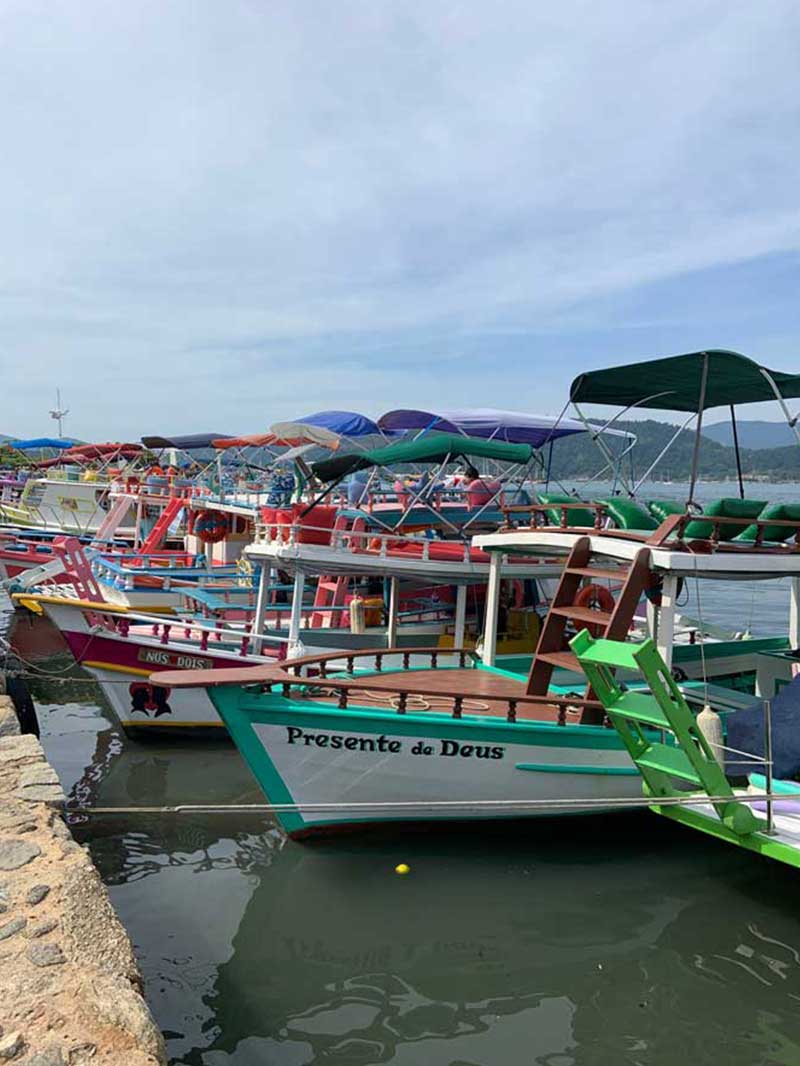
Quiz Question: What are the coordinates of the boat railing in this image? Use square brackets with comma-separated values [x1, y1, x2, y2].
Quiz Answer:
[273, 646, 599, 723]
[499, 504, 800, 553]
[255, 518, 474, 562]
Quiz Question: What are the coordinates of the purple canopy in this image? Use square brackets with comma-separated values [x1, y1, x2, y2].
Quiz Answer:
[377, 408, 587, 448]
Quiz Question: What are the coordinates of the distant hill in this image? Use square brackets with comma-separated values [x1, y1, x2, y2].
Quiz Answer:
[702, 420, 795, 450]
[547, 418, 799, 482]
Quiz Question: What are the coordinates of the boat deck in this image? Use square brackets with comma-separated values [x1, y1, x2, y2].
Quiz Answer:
[299, 667, 576, 723]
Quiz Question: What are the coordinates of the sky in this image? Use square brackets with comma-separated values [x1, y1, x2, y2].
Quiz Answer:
[1, 0, 799, 441]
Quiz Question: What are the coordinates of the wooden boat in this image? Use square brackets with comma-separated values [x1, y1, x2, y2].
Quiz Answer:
[153, 349, 800, 838]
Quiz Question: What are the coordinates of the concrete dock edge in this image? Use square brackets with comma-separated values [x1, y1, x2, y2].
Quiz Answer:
[0, 695, 167, 1065]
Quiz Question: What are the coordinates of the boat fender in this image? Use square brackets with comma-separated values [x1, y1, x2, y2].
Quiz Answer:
[574, 584, 615, 637]
[697, 703, 724, 768]
[349, 595, 365, 634]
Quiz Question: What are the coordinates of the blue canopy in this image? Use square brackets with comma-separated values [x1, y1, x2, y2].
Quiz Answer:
[291, 411, 382, 437]
[6, 438, 75, 451]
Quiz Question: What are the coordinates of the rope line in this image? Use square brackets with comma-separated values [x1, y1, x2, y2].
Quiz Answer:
[62, 791, 795, 817]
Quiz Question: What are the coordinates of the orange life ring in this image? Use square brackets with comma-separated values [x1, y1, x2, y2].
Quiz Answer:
[574, 583, 615, 637]
[194, 510, 228, 544]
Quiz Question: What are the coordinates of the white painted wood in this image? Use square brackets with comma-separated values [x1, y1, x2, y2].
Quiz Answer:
[386, 577, 399, 647]
[790, 577, 800, 649]
[454, 584, 468, 648]
[251, 562, 270, 650]
[656, 574, 678, 669]
[288, 569, 306, 644]
[482, 552, 503, 666]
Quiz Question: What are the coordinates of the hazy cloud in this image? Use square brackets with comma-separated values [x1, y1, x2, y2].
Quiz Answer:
[1, 0, 799, 437]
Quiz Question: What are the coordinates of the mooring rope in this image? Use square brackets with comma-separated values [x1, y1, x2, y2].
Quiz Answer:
[63, 791, 788, 817]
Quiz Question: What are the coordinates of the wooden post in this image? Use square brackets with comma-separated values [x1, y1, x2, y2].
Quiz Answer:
[251, 561, 269, 651]
[482, 552, 503, 667]
[386, 576, 399, 647]
[645, 597, 659, 644]
[790, 577, 800, 650]
[656, 574, 678, 669]
[288, 569, 305, 645]
[454, 585, 467, 649]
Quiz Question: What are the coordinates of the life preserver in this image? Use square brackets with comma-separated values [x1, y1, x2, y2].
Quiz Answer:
[194, 510, 228, 544]
[644, 574, 685, 607]
[575, 583, 615, 637]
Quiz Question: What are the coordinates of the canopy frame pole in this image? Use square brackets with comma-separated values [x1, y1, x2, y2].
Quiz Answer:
[632, 412, 696, 495]
[544, 440, 554, 490]
[729, 405, 745, 499]
[758, 368, 800, 448]
[572, 402, 636, 495]
[393, 456, 461, 534]
[481, 551, 503, 667]
[687, 352, 710, 507]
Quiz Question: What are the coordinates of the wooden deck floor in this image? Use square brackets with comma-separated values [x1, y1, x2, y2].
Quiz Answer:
[300, 667, 585, 724]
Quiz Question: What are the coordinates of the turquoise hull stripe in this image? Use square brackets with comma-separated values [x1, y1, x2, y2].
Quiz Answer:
[515, 762, 639, 776]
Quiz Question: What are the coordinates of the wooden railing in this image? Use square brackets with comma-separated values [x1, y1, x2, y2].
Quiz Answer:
[499, 504, 800, 552]
[282, 645, 478, 676]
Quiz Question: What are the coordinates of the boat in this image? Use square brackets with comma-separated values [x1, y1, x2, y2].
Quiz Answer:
[153, 349, 800, 839]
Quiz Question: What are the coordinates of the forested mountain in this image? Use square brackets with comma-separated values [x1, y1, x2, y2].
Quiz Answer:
[702, 420, 795, 449]
[546, 419, 799, 482]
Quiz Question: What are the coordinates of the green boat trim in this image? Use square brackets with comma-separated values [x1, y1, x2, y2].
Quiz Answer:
[515, 763, 640, 776]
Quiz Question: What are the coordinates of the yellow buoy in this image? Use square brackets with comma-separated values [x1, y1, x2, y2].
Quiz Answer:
[395, 863, 410, 875]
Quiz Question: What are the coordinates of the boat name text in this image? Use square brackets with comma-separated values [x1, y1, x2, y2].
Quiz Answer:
[285, 726, 505, 759]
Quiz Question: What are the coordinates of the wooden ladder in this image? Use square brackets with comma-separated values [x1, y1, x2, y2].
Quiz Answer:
[139, 496, 185, 554]
[526, 535, 653, 718]
[310, 575, 350, 628]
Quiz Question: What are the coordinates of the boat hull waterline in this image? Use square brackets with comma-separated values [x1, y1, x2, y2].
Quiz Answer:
[205, 689, 643, 838]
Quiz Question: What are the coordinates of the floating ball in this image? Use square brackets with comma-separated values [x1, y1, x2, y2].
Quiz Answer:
[395, 863, 410, 875]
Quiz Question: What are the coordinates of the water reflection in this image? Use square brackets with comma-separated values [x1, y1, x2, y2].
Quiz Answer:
[11, 527, 800, 1066]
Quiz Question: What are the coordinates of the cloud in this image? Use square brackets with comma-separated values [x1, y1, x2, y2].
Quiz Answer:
[0, 0, 798, 437]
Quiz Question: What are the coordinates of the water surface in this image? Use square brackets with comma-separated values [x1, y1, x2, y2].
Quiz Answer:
[12, 481, 800, 1065]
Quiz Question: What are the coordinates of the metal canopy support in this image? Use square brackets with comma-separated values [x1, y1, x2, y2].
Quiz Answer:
[758, 367, 800, 447]
[386, 576, 399, 647]
[454, 584, 468, 648]
[729, 405, 745, 499]
[656, 574, 679, 669]
[687, 352, 710, 507]
[481, 552, 503, 666]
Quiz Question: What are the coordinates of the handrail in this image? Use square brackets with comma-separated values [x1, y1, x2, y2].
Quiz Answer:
[154, 646, 600, 724]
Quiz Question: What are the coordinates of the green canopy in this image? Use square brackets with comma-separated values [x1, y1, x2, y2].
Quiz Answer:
[570, 350, 800, 413]
[312, 433, 533, 483]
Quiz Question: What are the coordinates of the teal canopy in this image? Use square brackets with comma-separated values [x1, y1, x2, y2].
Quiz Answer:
[570, 350, 800, 413]
[312, 433, 532, 483]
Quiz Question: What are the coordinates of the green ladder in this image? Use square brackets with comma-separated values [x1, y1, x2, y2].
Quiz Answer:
[570, 630, 761, 838]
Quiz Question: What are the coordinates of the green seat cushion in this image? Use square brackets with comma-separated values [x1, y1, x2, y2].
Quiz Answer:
[598, 497, 658, 531]
[684, 498, 767, 540]
[536, 492, 595, 528]
[647, 499, 686, 523]
[735, 502, 800, 543]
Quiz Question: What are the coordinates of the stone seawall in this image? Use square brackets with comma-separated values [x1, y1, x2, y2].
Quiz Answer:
[0, 695, 166, 1065]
